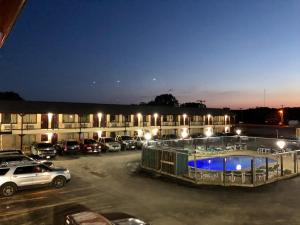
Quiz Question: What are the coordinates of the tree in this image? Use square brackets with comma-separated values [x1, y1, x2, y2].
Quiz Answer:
[181, 102, 206, 109]
[0, 92, 24, 101]
[148, 94, 179, 107]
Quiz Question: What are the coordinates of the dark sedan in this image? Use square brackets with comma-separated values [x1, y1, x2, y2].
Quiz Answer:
[55, 141, 80, 155]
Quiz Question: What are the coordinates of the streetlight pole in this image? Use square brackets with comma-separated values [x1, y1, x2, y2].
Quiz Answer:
[236, 129, 241, 144]
[181, 128, 188, 149]
[279, 109, 284, 125]
[205, 129, 213, 151]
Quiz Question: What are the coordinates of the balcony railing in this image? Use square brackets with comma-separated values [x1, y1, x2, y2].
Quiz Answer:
[0, 120, 231, 132]
[190, 121, 205, 126]
[162, 122, 180, 126]
[108, 122, 125, 128]
[213, 122, 225, 125]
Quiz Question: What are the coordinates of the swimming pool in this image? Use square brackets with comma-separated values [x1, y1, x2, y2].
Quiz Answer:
[188, 156, 276, 171]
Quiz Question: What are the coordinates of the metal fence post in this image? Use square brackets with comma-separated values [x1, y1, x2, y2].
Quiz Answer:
[223, 157, 226, 186]
[294, 152, 297, 174]
[266, 157, 268, 181]
[251, 158, 256, 185]
[194, 154, 197, 181]
[280, 155, 283, 176]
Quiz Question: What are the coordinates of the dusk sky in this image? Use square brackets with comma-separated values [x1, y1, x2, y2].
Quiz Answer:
[0, 0, 299, 109]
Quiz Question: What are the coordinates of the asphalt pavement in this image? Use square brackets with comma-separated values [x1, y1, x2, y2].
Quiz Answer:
[1, 151, 300, 225]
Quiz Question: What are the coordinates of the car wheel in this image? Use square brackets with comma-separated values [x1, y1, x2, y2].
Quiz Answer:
[1, 183, 17, 197]
[52, 176, 66, 188]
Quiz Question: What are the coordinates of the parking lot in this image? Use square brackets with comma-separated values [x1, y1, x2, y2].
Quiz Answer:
[1, 151, 300, 225]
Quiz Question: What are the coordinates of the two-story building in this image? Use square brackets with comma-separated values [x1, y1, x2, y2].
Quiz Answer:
[0, 100, 233, 151]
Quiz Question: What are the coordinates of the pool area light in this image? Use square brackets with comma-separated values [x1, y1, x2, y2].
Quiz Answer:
[144, 132, 152, 141]
[276, 140, 286, 150]
[181, 128, 188, 139]
[152, 128, 158, 135]
[205, 129, 213, 138]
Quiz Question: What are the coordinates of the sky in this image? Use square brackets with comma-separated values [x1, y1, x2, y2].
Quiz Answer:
[0, 0, 300, 109]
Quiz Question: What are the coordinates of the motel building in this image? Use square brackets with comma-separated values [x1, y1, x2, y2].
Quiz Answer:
[0, 101, 233, 152]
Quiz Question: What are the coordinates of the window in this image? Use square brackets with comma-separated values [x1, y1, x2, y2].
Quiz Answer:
[167, 115, 173, 122]
[23, 114, 37, 124]
[14, 166, 35, 175]
[66, 141, 79, 146]
[110, 115, 116, 122]
[41, 134, 48, 142]
[0, 156, 31, 164]
[63, 114, 75, 123]
[84, 139, 96, 144]
[0, 168, 9, 176]
[80, 114, 90, 123]
[1, 113, 17, 124]
[125, 115, 131, 122]
[34, 165, 51, 173]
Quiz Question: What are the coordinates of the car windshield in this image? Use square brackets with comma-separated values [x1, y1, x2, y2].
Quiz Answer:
[84, 139, 96, 144]
[0, 156, 31, 164]
[121, 136, 132, 140]
[67, 141, 78, 145]
[105, 138, 115, 143]
[37, 143, 53, 148]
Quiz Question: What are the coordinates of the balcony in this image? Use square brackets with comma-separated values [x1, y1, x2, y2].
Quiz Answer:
[108, 122, 125, 128]
[190, 121, 205, 126]
[162, 122, 179, 126]
[213, 122, 225, 125]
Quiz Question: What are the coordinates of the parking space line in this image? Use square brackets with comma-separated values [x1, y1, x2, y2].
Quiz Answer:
[0, 196, 47, 206]
[0, 201, 113, 219]
[0, 193, 113, 219]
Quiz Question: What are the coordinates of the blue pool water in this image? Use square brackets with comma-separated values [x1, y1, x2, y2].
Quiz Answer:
[188, 156, 276, 171]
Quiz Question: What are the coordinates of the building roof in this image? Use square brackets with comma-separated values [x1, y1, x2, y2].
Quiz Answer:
[0, 100, 231, 116]
[0, 0, 27, 48]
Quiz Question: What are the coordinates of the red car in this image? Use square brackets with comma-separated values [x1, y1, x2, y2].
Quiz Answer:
[80, 139, 101, 154]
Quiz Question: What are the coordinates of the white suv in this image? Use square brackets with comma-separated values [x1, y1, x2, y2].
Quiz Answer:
[0, 162, 71, 197]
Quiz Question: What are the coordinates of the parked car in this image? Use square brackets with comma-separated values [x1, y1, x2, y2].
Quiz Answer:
[80, 139, 101, 154]
[0, 154, 53, 167]
[0, 149, 24, 155]
[99, 137, 121, 152]
[63, 205, 149, 225]
[190, 133, 204, 139]
[31, 142, 57, 159]
[116, 135, 136, 150]
[0, 162, 71, 197]
[134, 136, 146, 149]
[161, 134, 178, 140]
[102, 212, 149, 225]
[55, 140, 80, 155]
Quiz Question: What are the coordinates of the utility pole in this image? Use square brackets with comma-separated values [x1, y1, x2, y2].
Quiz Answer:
[263, 89, 266, 107]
